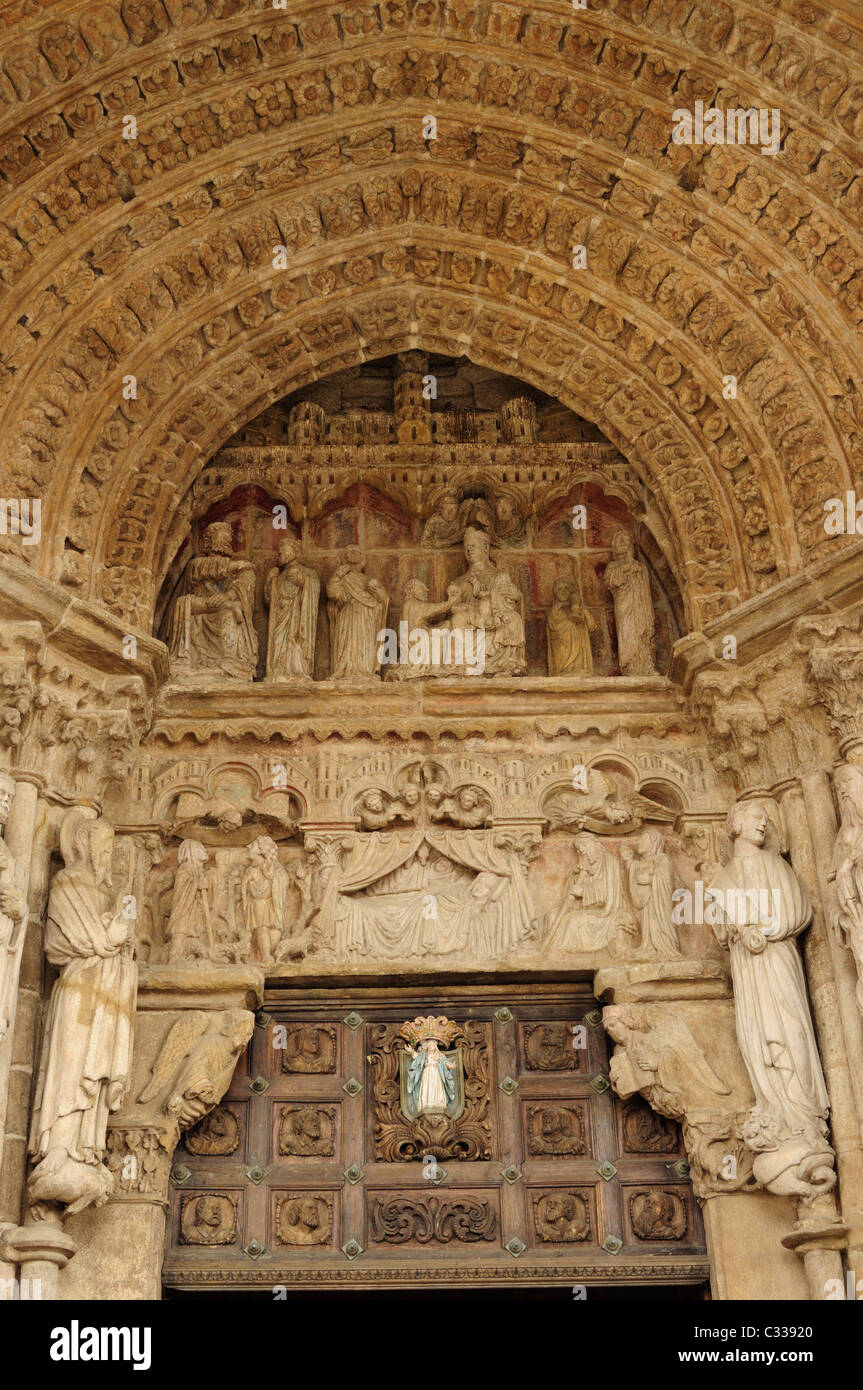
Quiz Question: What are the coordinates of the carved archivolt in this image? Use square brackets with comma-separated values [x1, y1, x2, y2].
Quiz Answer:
[2, 2, 862, 627]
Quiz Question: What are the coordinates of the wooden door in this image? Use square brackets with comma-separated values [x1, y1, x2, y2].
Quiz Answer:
[163, 983, 708, 1293]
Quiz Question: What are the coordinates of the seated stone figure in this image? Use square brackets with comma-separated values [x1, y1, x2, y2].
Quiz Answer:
[166, 521, 257, 680]
[446, 527, 526, 676]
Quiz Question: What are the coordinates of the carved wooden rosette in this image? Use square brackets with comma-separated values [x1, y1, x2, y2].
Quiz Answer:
[368, 1020, 492, 1162]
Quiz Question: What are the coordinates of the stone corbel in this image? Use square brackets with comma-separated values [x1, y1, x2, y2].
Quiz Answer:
[597, 962, 846, 1300]
[55, 966, 262, 1300]
[596, 962, 756, 1199]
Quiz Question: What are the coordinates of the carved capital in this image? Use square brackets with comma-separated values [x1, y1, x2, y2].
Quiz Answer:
[692, 652, 830, 790]
[795, 610, 863, 755]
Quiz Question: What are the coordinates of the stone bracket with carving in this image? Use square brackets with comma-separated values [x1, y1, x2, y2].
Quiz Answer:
[596, 963, 757, 1199]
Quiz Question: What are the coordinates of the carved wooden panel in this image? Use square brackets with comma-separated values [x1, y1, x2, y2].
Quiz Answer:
[520, 1021, 584, 1071]
[367, 1019, 493, 1161]
[530, 1188, 595, 1244]
[524, 1101, 589, 1157]
[369, 1193, 498, 1245]
[624, 1186, 692, 1245]
[274, 1192, 336, 1248]
[276, 1103, 338, 1159]
[279, 1023, 338, 1074]
[163, 985, 706, 1291]
[619, 1096, 681, 1155]
[182, 1104, 243, 1157]
[178, 1191, 241, 1247]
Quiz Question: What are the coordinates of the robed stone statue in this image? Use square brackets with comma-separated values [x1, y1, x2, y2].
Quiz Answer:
[166, 521, 257, 680]
[604, 531, 656, 676]
[326, 547, 388, 680]
[264, 538, 320, 681]
[28, 808, 137, 1214]
[708, 798, 835, 1197]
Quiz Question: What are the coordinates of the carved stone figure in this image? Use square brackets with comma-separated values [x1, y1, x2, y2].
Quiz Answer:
[264, 538, 320, 681]
[240, 834, 292, 963]
[28, 809, 137, 1215]
[621, 828, 681, 958]
[604, 531, 656, 676]
[708, 799, 835, 1199]
[829, 762, 863, 1013]
[491, 494, 527, 546]
[326, 546, 389, 680]
[446, 527, 526, 676]
[544, 832, 637, 953]
[546, 578, 595, 674]
[0, 772, 26, 1041]
[428, 785, 492, 828]
[166, 521, 257, 680]
[331, 832, 535, 961]
[385, 578, 452, 680]
[165, 840, 214, 962]
[421, 491, 462, 547]
[138, 1009, 254, 1128]
[603, 1001, 752, 1198]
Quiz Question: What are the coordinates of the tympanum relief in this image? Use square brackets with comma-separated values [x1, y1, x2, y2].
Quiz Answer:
[157, 471, 674, 685]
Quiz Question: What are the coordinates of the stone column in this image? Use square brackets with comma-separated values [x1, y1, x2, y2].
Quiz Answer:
[0, 776, 41, 1177]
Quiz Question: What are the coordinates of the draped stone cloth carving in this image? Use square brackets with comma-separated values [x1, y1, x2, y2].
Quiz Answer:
[323, 830, 535, 960]
[29, 811, 136, 1204]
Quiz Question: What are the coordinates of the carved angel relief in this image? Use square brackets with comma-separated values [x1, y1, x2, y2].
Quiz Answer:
[369, 1018, 492, 1161]
[137, 1010, 254, 1129]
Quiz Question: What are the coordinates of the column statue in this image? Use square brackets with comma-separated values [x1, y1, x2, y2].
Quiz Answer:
[0, 771, 27, 1041]
[28, 808, 137, 1214]
[829, 762, 863, 1014]
[708, 798, 835, 1198]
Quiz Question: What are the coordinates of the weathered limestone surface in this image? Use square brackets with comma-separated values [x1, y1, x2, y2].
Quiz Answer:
[2, 0, 863, 1302]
